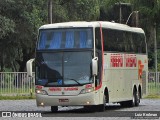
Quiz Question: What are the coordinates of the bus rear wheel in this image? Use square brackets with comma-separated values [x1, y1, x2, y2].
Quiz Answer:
[51, 106, 58, 112]
[135, 90, 140, 106]
[120, 90, 139, 107]
[128, 90, 139, 107]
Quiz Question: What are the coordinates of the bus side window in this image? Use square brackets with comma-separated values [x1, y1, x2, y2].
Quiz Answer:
[95, 28, 102, 50]
[95, 28, 102, 87]
[103, 29, 107, 51]
[133, 33, 139, 53]
[128, 32, 135, 53]
[103, 29, 117, 51]
[140, 34, 146, 53]
[124, 32, 135, 53]
[116, 30, 125, 52]
[132, 33, 146, 54]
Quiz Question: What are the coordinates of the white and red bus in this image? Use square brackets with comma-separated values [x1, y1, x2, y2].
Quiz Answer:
[27, 21, 148, 112]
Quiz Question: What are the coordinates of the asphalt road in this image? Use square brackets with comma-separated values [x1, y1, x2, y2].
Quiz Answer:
[0, 99, 160, 119]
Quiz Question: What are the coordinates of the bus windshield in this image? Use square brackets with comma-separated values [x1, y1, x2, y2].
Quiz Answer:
[37, 28, 93, 50]
[36, 51, 93, 86]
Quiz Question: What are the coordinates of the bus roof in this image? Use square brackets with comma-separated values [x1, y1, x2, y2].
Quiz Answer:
[39, 21, 144, 34]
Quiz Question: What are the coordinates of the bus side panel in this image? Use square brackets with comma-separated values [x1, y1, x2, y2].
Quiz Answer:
[103, 53, 114, 102]
[103, 53, 148, 103]
[137, 54, 148, 97]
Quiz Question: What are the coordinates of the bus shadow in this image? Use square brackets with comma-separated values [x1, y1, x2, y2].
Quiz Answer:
[42, 105, 145, 117]
[42, 104, 128, 115]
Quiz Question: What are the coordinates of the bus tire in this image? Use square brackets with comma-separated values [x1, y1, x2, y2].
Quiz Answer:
[96, 94, 106, 112]
[51, 106, 58, 112]
[135, 91, 140, 106]
[128, 90, 138, 107]
[120, 101, 128, 107]
[84, 105, 95, 112]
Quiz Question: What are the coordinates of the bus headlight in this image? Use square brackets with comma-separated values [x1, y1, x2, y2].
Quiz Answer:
[80, 87, 94, 94]
[36, 90, 48, 95]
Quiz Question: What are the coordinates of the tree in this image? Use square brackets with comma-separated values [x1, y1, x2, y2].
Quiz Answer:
[130, 0, 160, 48]
[0, 0, 48, 71]
[0, 0, 100, 72]
[99, 0, 130, 21]
[1, 0, 159, 72]
[130, 0, 160, 70]
[99, 0, 160, 70]
[51, 0, 100, 22]
[0, 0, 16, 71]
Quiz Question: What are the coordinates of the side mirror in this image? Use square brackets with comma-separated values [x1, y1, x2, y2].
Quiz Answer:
[26, 59, 35, 77]
[92, 57, 98, 76]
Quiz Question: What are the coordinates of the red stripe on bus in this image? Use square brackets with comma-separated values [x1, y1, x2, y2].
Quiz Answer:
[95, 22, 104, 90]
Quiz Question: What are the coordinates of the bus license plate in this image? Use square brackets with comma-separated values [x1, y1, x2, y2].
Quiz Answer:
[59, 99, 69, 102]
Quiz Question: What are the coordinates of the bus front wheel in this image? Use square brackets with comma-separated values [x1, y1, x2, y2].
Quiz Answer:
[51, 106, 58, 112]
[85, 94, 106, 112]
[96, 94, 106, 112]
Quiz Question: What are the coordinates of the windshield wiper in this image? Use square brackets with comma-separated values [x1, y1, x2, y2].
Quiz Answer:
[64, 78, 83, 86]
[44, 78, 62, 86]
[43, 78, 83, 86]
[44, 81, 52, 86]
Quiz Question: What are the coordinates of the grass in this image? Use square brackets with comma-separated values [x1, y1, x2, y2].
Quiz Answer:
[0, 85, 35, 100]
[0, 86, 36, 100]
[0, 86, 35, 93]
[0, 95, 35, 100]
[148, 82, 160, 96]
[145, 94, 160, 99]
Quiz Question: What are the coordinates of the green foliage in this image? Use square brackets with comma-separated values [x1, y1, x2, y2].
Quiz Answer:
[0, 0, 160, 72]
[0, 15, 15, 39]
[0, 0, 100, 72]
[0, 95, 35, 100]
[74, 0, 100, 20]
[47, 0, 100, 22]
[131, 0, 160, 24]
[131, 0, 160, 45]
[145, 94, 160, 99]
[0, 0, 47, 71]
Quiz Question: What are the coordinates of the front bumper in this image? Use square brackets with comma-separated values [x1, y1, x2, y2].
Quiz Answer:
[36, 92, 96, 106]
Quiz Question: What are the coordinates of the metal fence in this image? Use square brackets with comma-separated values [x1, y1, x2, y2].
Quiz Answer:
[0, 72, 160, 96]
[0, 72, 35, 96]
[148, 72, 160, 95]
